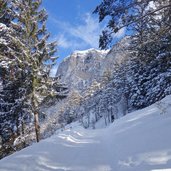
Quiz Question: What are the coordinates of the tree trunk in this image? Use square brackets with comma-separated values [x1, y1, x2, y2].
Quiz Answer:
[122, 92, 129, 116]
[104, 114, 107, 126]
[34, 112, 40, 142]
[32, 76, 40, 143]
[169, 0, 171, 23]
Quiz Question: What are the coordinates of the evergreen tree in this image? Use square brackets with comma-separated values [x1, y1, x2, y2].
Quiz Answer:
[95, 0, 171, 110]
[10, 0, 58, 142]
[126, 1, 171, 110]
[0, 22, 31, 158]
[94, 0, 171, 49]
[0, 0, 13, 25]
[0, 0, 61, 157]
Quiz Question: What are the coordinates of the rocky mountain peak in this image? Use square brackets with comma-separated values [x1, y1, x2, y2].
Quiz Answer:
[43, 38, 130, 131]
[56, 48, 110, 94]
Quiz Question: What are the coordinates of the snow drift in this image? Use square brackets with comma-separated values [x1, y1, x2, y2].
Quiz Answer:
[0, 96, 171, 171]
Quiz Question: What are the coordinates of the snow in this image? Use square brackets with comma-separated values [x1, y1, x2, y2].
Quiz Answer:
[73, 48, 109, 55]
[0, 23, 9, 46]
[0, 23, 8, 31]
[1, 96, 171, 171]
[62, 48, 109, 63]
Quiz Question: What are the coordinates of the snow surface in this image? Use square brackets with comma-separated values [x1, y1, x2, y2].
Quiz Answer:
[0, 23, 8, 31]
[62, 48, 109, 63]
[73, 48, 109, 55]
[1, 96, 171, 171]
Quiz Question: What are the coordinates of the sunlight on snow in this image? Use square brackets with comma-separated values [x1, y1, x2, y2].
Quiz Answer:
[151, 169, 171, 171]
[73, 131, 84, 137]
[37, 156, 71, 171]
[119, 149, 171, 168]
[58, 134, 100, 144]
[126, 108, 158, 123]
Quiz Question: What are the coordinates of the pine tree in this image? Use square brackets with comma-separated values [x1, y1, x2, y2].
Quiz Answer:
[0, 0, 13, 25]
[0, 0, 61, 153]
[10, 0, 58, 142]
[126, 1, 171, 110]
[95, 0, 171, 110]
[94, 0, 171, 49]
[0, 22, 31, 157]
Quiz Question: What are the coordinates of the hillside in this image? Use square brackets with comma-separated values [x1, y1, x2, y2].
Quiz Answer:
[56, 38, 129, 94]
[41, 38, 130, 133]
[1, 0, 171, 166]
[1, 95, 171, 171]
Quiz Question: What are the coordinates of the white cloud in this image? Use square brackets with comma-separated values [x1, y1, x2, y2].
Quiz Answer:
[57, 34, 87, 50]
[50, 13, 126, 51]
[51, 13, 103, 50]
[57, 34, 71, 49]
[69, 13, 101, 48]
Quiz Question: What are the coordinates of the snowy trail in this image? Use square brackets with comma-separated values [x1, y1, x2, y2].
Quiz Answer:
[1, 96, 171, 171]
[0, 127, 113, 171]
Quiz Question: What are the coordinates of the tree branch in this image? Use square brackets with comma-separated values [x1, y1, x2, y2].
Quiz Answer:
[112, 4, 171, 34]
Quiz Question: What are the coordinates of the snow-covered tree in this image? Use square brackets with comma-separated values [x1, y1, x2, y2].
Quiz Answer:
[0, 22, 32, 158]
[125, 0, 171, 110]
[94, 0, 171, 49]
[0, 1, 62, 158]
[9, 0, 59, 142]
[0, 0, 13, 25]
[95, 0, 171, 111]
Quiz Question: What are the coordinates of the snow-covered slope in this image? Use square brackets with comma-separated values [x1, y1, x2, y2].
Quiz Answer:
[1, 96, 171, 171]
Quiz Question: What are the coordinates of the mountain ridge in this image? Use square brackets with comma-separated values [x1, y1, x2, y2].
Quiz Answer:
[41, 38, 130, 132]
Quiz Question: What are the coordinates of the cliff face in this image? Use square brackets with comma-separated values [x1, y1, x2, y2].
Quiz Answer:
[42, 38, 130, 131]
[57, 37, 129, 94]
[56, 48, 109, 94]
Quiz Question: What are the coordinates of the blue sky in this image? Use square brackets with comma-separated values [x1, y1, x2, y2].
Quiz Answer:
[42, 0, 125, 75]
[43, 0, 102, 60]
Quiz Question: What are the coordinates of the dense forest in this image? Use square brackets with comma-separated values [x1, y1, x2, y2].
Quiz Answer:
[55, 0, 171, 129]
[94, 0, 171, 110]
[0, 0, 66, 158]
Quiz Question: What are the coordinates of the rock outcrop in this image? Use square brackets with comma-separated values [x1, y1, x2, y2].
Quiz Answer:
[42, 38, 130, 130]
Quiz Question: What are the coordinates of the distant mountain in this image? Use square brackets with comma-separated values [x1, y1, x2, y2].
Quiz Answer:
[41, 37, 130, 132]
[56, 48, 109, 94]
